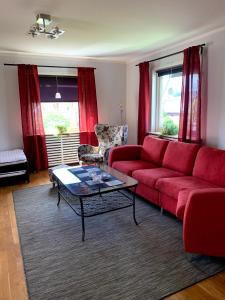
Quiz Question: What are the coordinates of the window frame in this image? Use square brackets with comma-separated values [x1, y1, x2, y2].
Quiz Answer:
[152, 65, 183, 135]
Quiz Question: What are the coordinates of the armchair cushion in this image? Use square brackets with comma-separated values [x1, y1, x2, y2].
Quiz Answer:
[80, 153, 103, 164]
[78, 144, 101, 164]
[78, 144, 99, 157]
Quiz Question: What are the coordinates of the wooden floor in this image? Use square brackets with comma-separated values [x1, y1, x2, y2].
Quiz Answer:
[0, 171, 225, 300]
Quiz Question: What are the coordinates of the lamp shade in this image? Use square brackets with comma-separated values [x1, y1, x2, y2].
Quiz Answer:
[55, 92, 61, 99]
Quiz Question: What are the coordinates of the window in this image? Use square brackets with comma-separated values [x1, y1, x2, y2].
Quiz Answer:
[154, 66, 182, 136]
[39, 76, 79, 135]
[41, 102, 79, 135]
[39, 75, 80, 166]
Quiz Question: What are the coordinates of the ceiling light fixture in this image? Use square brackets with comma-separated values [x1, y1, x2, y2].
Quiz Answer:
[28, 13, 65, 39]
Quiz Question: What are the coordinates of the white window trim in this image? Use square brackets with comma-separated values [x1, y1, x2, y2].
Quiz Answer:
[149, 52, 183, 134]
[151, 64, 183, 135]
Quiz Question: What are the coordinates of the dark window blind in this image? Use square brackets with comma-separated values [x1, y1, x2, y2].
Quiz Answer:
[157, 66, 183, 78]
[39, 76, 78, 102]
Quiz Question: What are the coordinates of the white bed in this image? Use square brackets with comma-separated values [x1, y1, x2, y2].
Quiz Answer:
[0, 149, 29, 182]
[0, 149, 27, 165]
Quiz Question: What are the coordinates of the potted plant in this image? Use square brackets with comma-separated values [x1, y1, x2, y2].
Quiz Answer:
[55, 124, 68, 136]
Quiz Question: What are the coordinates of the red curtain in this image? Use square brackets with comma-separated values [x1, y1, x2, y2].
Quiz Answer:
[178, 46, 202, 143]
[78, 67, 98, 146]
[18, 65, 48, 171]
[138, 62, 151, 145]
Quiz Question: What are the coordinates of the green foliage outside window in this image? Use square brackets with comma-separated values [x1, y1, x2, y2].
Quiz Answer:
[43, 112, 69, 135]
[160, 114, 178, 136]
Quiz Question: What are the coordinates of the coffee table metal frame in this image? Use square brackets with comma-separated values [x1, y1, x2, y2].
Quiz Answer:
[53, 166, 138, 241]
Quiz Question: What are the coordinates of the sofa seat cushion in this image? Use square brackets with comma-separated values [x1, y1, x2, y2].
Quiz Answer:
[132, 168, 183, 189]
[112, 160, 157, 176]
[156, 176, 218, 199]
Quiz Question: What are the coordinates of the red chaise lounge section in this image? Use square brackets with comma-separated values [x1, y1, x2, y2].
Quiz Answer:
[108, 136, 225, 257]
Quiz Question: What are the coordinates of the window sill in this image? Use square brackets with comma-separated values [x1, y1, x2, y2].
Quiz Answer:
[149, 132, 178, 141]
[45, 132, 80, 136]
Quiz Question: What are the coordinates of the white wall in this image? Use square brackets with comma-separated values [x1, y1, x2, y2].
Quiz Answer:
[126, 26, 225, 148]
[2, 26, 225, 151]
[0, 54, 126, 151]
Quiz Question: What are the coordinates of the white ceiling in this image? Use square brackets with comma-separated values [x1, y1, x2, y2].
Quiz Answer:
[1, 0, 225, 61]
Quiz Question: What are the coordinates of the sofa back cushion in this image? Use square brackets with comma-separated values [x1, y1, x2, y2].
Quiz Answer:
[162, 141, 200, 175]
[193, 146, 225, 187]
[141, 136, 169, 165]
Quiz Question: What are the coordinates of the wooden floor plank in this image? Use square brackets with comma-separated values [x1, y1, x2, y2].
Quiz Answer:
[0, 170, 225, 300]
[0, 252, 11, 300]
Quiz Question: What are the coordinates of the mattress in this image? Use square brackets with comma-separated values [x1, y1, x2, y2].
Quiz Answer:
[0, 170, 27, 178]
[0, 149, 27, 166]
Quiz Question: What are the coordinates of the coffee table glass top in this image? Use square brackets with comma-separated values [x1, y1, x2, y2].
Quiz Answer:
[53, 165, 138, 197]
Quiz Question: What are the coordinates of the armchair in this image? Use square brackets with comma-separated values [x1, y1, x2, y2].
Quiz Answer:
[78, 124, 128, 165]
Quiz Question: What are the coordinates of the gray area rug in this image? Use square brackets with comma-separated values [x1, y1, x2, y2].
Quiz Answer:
[13, 185, 225, 300]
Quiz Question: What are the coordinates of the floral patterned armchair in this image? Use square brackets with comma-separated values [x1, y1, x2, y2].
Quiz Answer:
[78, 124, 128, 165]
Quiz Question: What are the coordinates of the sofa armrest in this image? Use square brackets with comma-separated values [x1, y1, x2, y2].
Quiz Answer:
[108, 145, 143, 167]
[183, 188, 225, 257]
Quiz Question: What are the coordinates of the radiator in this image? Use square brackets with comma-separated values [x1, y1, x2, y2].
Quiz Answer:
[45, 133, 80, 166]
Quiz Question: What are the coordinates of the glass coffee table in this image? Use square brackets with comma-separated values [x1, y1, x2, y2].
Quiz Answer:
[53, 165, 138, 241]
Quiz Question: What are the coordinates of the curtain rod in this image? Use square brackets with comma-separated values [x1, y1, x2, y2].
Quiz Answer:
[3, 63, 96, 69]
[135, 43, 206, 66]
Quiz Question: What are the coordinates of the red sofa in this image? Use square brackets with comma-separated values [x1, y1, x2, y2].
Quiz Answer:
[108, 136, 225, 257]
